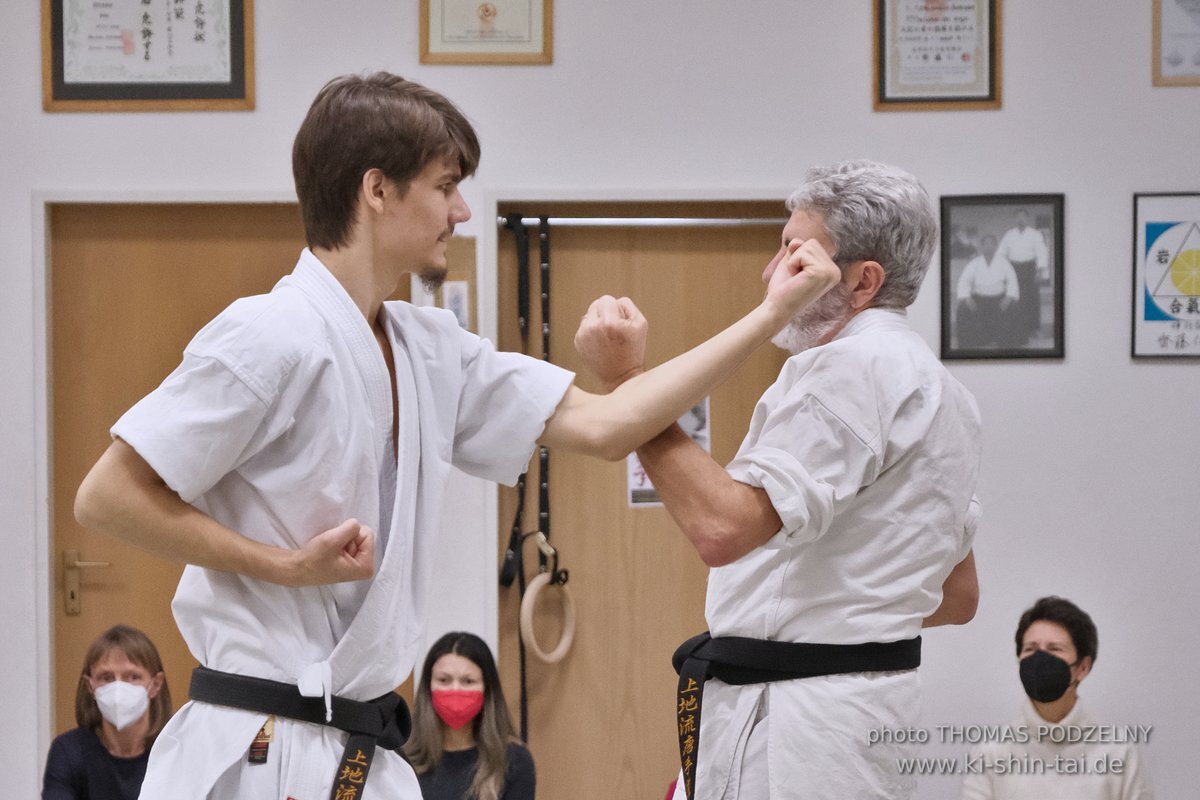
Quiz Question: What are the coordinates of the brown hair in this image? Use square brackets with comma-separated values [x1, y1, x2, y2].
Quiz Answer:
[75, 625, 173, 746]
[1014, 596, 1098, 663]
[292, 71, 481, 250]
[405, 632, 521, 800]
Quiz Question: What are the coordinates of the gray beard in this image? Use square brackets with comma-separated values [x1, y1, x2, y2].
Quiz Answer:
[770, 282, 852, 354]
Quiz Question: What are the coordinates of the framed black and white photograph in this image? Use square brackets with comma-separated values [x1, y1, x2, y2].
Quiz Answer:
[1132, 192, 1200, 358]
[940, 194, 1064, 359]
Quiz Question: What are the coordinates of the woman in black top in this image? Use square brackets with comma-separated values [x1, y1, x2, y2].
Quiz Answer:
[406, 632, 535, 800]
[42, 625, 173, 800]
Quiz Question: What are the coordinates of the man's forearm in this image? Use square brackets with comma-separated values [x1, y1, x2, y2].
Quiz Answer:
[75, 440, 300, 584]
[76, 440, 379, 587]
[549, 239, 841, 459]
[635, 426, 782, 567]
[546, 303, 793, 460]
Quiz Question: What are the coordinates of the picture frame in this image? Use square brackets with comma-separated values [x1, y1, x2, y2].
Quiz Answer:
[1132, 193, 1200, 358]
[1153, 0, 1200, 86]
[420, 0, 552, 65]
[42, 0, 254, 112]
[940, 194, 1064, 360]
[873, 0, 1001, 110]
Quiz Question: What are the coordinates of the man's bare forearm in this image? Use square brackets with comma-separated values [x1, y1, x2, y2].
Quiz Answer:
[545, 303, 796, 459]
[546, 239, 842, 459]
[635, 426, 782, 567]
[75, 440, 374, 586]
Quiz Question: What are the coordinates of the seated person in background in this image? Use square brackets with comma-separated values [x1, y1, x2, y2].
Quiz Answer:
[955, 234, 1021, 349]
[43, 624, 172, 800]
[405, 632, 534, 800]
[960, 596, 1154, 800]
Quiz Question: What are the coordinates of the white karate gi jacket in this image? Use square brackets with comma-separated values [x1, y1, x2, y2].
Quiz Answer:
[960, 700, 1155, 800]
[675, 309, 982, 800]
[112, 250, 573, 799]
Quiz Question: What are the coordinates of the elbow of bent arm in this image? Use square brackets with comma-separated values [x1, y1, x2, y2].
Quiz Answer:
[543, 398, 639, 461]
[74, 443, 141, 534]
[960, 583, 980, 623]
[688, 489, 780, 568]
[692, 524, 747, 568]
[945, 583, 980, 625]
[74, 469, 109, 532]
[576, 426, 634, 462]
[697, 546, 736, 569]
[596, 434, 636, 463]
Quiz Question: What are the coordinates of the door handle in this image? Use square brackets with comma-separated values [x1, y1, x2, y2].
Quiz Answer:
[63, 549, 111, 615]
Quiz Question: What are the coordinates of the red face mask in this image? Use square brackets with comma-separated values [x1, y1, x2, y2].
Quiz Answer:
[431, 689, 484, 730]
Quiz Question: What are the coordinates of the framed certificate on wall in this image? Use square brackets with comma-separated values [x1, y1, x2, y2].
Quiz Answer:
[1153, 0, 1200, 86]
[874, 0, 1001, 110]
[43, 0, 254, 111]
[421, 0, 552, 64]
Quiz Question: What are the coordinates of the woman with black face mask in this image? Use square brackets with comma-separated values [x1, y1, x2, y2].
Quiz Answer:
[959, 596, 1154, 799]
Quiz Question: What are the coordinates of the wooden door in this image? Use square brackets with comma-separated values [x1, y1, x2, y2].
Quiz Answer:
[49, 204, 480, 732]
[495, 201, 788, 798]
[50, 203, 310, 732]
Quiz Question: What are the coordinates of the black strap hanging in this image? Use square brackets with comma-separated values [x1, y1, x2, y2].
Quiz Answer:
[499, 213, 532, 742]
[498, 215, 569, 744]
[499, 213, 531, 593]
[535, 218, 552, 574]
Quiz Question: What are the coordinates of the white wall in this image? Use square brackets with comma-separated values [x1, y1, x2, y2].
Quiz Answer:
[3, 2, 1197, 797]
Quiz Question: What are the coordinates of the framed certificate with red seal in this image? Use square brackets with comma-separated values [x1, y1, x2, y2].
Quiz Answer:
[420, 0, 552, 65]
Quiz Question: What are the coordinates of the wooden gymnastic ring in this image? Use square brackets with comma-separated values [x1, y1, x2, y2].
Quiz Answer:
[519, 572, 576, 664]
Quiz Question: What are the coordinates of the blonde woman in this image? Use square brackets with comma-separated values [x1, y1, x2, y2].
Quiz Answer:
[42, 625, 172, 800]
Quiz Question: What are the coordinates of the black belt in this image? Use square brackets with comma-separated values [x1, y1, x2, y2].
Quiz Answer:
[671, 632, 921, 800]
[189, 666, 411, 799]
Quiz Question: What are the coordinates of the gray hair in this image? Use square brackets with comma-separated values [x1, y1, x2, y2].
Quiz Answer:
[786, 160, 937, 309]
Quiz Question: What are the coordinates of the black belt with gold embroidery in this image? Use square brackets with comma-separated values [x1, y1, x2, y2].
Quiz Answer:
[671, 632, 921, 800]
[189, 666, 411, 799]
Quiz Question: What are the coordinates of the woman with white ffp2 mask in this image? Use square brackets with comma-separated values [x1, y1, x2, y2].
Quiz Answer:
[42, 625, 172, 800]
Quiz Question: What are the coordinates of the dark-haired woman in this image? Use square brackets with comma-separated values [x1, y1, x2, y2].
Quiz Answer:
[42, 624, 172, 800]
[406, 632, 535, 800]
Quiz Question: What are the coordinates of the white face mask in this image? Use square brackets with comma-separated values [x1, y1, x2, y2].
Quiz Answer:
[93, 681, 150, 731]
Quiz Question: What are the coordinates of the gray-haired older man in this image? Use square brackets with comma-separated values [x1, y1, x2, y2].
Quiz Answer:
[576, 161, 984, 800]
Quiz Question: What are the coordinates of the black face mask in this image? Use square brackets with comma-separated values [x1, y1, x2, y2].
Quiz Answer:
[1019, 649, 1074, 703]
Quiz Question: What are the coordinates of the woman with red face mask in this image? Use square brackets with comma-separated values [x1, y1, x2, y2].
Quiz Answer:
[406, 632, 535, 800]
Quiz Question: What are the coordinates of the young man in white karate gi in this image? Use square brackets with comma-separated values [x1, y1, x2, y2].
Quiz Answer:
[72, 72, 842, 800]
[576, 161, 984, 800]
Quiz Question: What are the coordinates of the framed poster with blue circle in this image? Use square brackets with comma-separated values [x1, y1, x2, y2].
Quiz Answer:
[1133, 193, 1200, 358]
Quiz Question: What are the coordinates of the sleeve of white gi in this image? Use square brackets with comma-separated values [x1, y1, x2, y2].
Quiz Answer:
[110, 303, 296, 503]
[960, 495, 982, 561]
[451, 328, 574, 486]
[725, 358, 881, 546]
